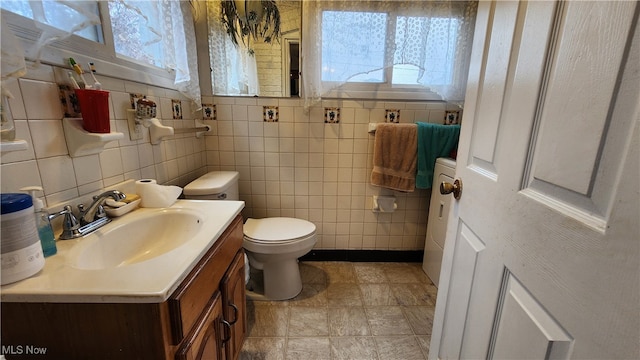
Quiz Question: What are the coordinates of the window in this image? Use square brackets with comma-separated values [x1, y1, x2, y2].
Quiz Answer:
[0, 1, 103, 42]
[321, 10, 460, 86]
[302, 1, 477, 104]
[392, 16, 460, 86]
[1, 1, 200, 105]
[321, 10, 387, 83]
[107, 1, 166, 69]
[0, 1, 167, 70]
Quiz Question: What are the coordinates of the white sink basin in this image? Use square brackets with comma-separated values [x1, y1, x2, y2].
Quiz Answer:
[0, 200, 245, 303]
[71, 209, 203, 270]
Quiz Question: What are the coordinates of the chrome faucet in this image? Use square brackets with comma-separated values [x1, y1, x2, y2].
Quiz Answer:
[50, 190, 126, 240]
[78, 190, 126, 226]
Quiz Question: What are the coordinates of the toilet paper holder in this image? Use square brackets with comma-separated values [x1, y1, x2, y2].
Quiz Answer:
[372, 195, 397, 213]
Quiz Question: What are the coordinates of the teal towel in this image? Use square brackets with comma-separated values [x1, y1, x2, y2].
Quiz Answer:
[416, 123, 461, 189]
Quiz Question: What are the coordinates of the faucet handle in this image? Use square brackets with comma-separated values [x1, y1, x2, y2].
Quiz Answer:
[48, 205, 81, 240]
[95, 204, 107, 219]
[61, 205, 80, 230]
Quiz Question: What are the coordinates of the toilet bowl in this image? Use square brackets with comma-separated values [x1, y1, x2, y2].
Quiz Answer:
[243, 217, 316, 300]
[183, 171, 317, 300]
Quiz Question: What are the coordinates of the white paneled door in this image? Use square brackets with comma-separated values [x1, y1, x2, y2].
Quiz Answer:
[430, 1, 639, 359]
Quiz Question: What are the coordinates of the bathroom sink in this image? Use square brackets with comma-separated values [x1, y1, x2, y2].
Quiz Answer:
[0, 199, 245, 303]
[71, 208, 203, 270]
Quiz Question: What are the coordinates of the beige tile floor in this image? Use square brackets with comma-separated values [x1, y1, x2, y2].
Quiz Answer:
[239, 261, 437, 360]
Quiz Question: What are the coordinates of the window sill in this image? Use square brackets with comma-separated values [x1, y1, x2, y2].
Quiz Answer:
[321, 88, 446, 102]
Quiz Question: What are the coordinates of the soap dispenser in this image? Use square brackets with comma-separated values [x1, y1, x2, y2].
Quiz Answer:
[21, 186, 57, 257]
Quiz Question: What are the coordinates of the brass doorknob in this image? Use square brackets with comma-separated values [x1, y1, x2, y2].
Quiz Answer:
[440, 179, 463, 200]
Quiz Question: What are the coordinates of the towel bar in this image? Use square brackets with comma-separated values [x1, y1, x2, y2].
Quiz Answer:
[173, 125, 211, 134]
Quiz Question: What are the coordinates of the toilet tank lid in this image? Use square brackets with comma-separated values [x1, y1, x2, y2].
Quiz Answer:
[184, 171, 239, 195]
[244, 217, 316, 241]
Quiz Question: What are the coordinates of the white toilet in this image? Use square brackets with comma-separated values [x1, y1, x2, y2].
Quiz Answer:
[183, 171, 317, 300]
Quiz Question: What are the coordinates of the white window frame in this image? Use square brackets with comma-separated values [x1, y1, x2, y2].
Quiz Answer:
[1, 3, 176, 89]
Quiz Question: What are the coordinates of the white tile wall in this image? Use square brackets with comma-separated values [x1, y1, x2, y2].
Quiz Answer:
[1, 61, 459, 251]
[1, 63, 208, 208]
[202, 96, 461, 251]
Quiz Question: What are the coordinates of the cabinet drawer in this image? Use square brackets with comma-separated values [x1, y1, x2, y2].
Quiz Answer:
[175, 292, 224, 360]
[169, 215, 243, 344]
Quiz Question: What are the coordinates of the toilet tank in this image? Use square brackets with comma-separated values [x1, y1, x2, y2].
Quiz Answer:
[183, 171, 240, 200]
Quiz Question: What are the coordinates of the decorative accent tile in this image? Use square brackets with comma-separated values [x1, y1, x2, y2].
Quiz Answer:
[129, 93, 144, 110]
[202, 103, 216, 120]
[324, 107, 340, 123]
[385, 109, 400, 123]
[172, 99, 182, 119]
[444, 110, 460, 125]
[263, 106, 279, 122]
[58, 85, 80, 117]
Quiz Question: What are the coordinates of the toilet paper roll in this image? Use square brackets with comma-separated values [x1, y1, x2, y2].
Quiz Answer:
[373, 195, 397, 213]
[135, 179, 183, 208]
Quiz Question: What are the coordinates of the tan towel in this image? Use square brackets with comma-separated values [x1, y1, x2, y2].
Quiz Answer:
[371, 123, 417, 192]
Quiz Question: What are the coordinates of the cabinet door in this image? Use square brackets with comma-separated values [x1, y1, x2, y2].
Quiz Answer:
[169, 215, 244, 345]
[175, 292, 225, 360]
[220, 250, 247, 360]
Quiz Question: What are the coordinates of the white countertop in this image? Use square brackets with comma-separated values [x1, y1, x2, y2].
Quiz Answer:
[0, 200, 244, 304]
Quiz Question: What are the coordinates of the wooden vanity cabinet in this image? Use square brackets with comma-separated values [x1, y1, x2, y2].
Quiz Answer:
[0, 215, 246, 360]
[175, 292, 224, 360]
[173, 225, 247, 360]
[221, 251, 247, 360]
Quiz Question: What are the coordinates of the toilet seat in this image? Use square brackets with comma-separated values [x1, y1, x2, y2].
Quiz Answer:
[243, 217, 316, 243]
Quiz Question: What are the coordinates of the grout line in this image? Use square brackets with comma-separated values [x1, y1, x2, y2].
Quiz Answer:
[243, 262, 433, 359]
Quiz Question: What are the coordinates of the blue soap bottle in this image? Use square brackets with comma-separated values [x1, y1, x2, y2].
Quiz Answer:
[21, 186, 57, 257]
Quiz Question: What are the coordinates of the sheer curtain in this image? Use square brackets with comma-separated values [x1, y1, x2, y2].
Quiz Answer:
[1, 0, 201, 109]
[1, 20, 27, 97]
[301, 0, 477, 109]
[109, 0, 201, 109]
[206, 0, 260, 96]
